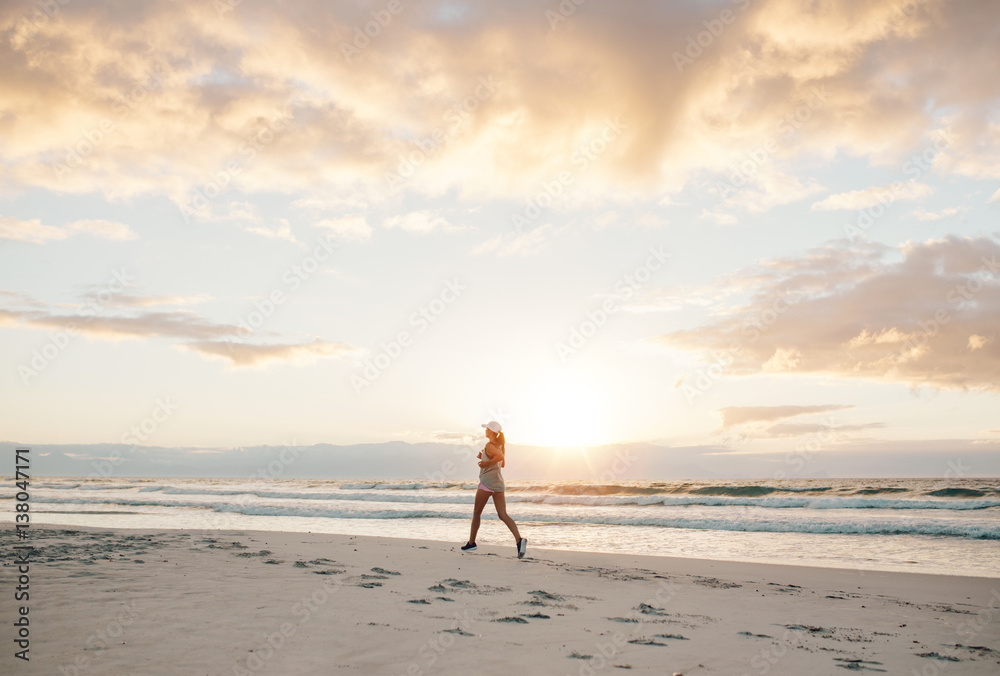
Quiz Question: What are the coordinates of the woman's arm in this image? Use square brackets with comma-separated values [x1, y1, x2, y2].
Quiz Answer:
[477, 443, 504, 468]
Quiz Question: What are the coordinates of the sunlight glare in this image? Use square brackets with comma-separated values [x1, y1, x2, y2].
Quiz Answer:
[518, 373, 608, 447]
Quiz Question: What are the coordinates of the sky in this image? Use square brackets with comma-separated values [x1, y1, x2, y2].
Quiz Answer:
[1, 0, 998, 478]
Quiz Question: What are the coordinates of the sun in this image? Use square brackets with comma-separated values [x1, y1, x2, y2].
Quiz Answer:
[518, 374, 608, 448]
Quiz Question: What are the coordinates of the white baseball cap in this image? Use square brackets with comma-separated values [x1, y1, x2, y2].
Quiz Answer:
[481, 420, 502, 433]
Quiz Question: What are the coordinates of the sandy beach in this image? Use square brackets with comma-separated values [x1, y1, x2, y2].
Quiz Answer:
[1, 525, 997, 675]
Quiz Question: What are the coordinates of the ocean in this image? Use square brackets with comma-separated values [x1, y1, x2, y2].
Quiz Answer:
[6, 476, 999, 578]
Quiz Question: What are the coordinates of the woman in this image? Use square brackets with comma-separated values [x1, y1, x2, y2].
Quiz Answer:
[462, 420, 527, 558]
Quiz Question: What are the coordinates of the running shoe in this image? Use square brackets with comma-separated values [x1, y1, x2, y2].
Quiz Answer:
[461, 542, 477, 551]
[517, 538, 527, 559]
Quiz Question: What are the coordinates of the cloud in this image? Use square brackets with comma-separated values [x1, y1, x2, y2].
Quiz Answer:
[714, 404, 888, 440]
[473, 224, 563, 256]
[635, 213, 669, 228]
[1, 0, 998, 207]
[967, 334, 988, 351]
[314, 215, 372, 241]
[382, 210, 461, 234]
[717, 405, 853, 430]
[183, 338, 359, 367]
[0, 216, 70, 244]
[223, 202, 261, 223]
[656, 235, 1000, 391]
[292, 195, 370, 212]
[245, 218, 299, 243]
[67, 219, 137, 240]
[762, 347, 803, 372]
[721, 167, 826, 213]
[28, 310, 241, 341]
[699, 209, 738, 225]
[761, 422, 885, 438]
[811, 182, 933, 211]
[0, 308, 22, 325]
[428, 431, 473, 443]
[92, 293, 212, 308]
[0, 215, 136, 243]
[0, 297, 358, 367]
[592, 211, 619, 229]
[589, 210, 670, 229]
[0, 290, 43, 307]
[184, 201, 263, 225]
[634, 238, 891, 315]
[909, 206, 966, 221]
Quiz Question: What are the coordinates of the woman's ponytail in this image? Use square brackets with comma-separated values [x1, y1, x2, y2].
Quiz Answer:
[497, 431, 505, 467]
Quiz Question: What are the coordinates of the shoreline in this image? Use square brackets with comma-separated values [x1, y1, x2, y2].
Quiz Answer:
[11, 513, 1000, 580]
[3, 523, 998, 674]
[9, 520, 1000, 581]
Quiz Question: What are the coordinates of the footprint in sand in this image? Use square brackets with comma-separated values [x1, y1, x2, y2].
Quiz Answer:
[693, 576, 742, 589]
[833, 657, 887, 672]
[236, 550, 272, 559]
[629, 633, 691, 647]
[208, 541, 249, 551]
[628, 637, 670, 647]
[432, 579, 510, 595]
[522, 589, 579, 611]
[442, 628, 473, 636]
[942, 645, 999, 659]
[915, 652, 961, 663]
[528, 590, 563, 601]
[768, 582, 802, 593]
[738, 631, 773, 639]
[784, 624, 833, 636]
[636, 603, 670, 617]
[309, 557, 340, 566]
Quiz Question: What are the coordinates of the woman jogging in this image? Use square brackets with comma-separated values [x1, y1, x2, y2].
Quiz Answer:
[462, 420, 527, 558]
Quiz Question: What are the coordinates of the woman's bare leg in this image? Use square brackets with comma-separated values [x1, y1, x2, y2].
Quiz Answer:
[492, 491, 521, 543]
[468, 488, 492, 543]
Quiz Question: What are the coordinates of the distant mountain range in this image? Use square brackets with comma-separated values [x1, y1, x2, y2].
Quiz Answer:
[2, 439, 997, 480]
